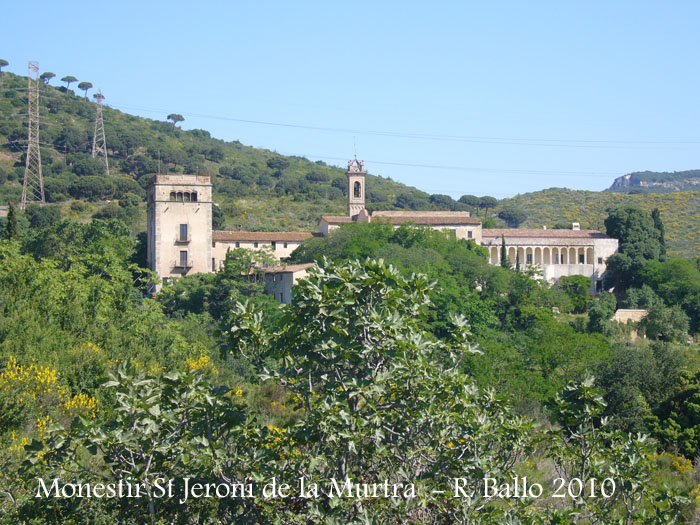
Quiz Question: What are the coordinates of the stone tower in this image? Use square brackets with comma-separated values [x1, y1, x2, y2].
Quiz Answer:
[147, 174, 213, 287]
[346, 158, 366, 217]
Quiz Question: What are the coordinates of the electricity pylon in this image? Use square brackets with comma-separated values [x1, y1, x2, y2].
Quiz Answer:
[20, 61, 44, 209]
[91, 89, 109, 175]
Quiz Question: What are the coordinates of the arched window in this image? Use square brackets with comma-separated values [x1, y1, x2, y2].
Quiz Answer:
[184, 192, 191, 202]
[353, 181, 361, 198]
[191, 192, 197, 202]
[176, 192, 183, 201]
[169, 192, 176, 201]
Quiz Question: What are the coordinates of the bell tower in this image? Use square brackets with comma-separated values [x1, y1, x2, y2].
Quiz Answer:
[346, 158, 366, 217]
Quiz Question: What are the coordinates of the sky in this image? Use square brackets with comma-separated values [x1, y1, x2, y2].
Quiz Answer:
[2, 1, 700, 198]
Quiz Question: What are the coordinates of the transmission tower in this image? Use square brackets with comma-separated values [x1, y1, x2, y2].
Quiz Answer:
[91, 89, 109, 175]
[20, 61, 44, 209]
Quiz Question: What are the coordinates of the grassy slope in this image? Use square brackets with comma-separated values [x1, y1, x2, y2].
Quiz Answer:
[503, 188, 700, 257]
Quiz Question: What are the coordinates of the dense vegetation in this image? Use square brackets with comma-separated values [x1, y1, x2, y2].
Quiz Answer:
[1, 204, 700, 522]
[1, 65, 700, 522]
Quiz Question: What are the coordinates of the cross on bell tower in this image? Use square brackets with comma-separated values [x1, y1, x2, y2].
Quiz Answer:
[346, 158, 366, 217]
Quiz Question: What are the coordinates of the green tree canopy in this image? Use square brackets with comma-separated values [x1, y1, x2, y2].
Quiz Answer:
[60, 75, 77, 88]
[77, 81, 92, 98]
[167, 113, 184, 127]
[39, 72, 55, 85]
[498, 206, 528, 228]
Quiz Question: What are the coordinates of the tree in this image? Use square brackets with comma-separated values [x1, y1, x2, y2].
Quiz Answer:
[642, 302, 689, 342]
[603, 206, 664, 293]
[498, 206, 528, 228]
[587, 292, 617, 334]
[558, 275, 592, 313]
[61, 75, 77, 89]
[77, 81, 92, 98]
[0, 59, 8, 74]
[212, 203, 225, 230]
[478, 196, 498, 217]
[4, 202, 18, 240]
[25, 204, 61, 230]
[458, 194, 481, 209]
[167, 113, 184, 128]
[651, 208, 666, 259]
[39, 72, 55, 85]
[229, 258, 536, 522]
[500, 234, 508, 268]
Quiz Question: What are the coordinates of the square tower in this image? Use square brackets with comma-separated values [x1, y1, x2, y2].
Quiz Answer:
[346, 158, 366, 217]
[147, 174, 213, 285]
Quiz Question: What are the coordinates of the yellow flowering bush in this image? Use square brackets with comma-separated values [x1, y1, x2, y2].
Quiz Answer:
[185, 354, 219, 375]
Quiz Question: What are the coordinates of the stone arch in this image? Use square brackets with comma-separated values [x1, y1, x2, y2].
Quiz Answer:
[587, 247, 594, 264]
[508, 247, 516, 264]
[535, 247, 542, 265]
[169, 191, 176, 201]
[184, 192, 191, 202]
[490, 247, 499, 264]
[176, 192, 183, 202]
[543, 247, 551, 264]
[354, 181, 361, 198]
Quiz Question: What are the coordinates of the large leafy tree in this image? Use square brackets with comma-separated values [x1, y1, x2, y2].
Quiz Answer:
[230, 258, 536, 522]
[603, 206, 665, 293]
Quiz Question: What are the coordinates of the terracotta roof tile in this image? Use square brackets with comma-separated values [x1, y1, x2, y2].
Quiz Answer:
[320, 216, 354, 223]
[482, 228, 610, 239]
[212, 231, 313, 242]
[372, 211, 480, 225]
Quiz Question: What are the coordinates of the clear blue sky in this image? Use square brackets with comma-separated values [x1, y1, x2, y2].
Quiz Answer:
[3, 1, 699, 198]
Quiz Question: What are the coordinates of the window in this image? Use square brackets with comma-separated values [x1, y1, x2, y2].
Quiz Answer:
[179, 250, 188, 267]
[597, 257, 603, 264]
[191, 192, 197, 202]
[162, 277, 169, 285]
[235, 242, 240, 248]
[284, 242, 288, 249]
[176, 192, 183, 201]
[526, 253, 533, 264]
[555, 254, 559, 264]
[579, 254, 585, 264]
[467, 231, 473, 239]
[212, 258, 215, 271]
[212, 241, 216, 247]
[279, 293, 284, 302]
[169, 192, 176, 201]
[271, 242, 276, 250]
[596, 280, 603, 293]
[254, 242, 258, 248]
[354, 181, 361, 198]
[179, 224, 188, 242]
[184, 192, 191, 202]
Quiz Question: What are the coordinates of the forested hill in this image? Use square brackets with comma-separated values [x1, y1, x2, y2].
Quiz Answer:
[1, 71, 699, 256]
[607, 169, 700, 193]
[0, 71, 432, 231]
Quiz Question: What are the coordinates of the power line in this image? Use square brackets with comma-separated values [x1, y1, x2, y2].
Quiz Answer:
[108, 101, 698, 150]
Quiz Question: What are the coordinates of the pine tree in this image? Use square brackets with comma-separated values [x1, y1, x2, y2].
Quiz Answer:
[651, 208, 666, 260]
[515, 251, 520, 272]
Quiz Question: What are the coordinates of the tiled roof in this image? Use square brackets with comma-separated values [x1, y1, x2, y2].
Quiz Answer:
[320, 216, 354, 224]
[371, 211, 481, 225]
[482, 228, 610, 239]
[265, 263, 316, 274]
[212, 231, 313, 242]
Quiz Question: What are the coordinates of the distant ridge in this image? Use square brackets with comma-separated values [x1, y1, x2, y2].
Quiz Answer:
[607, 170, 700, 193]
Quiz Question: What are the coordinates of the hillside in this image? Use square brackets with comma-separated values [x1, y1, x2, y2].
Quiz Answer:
[2, 71, 699, 257]
[503, 188, 700, 257]
[607, 169, 700, 193]
[0, 71, 432, 232]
